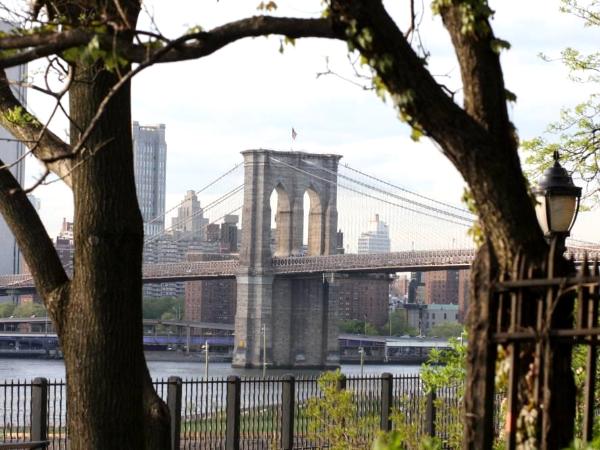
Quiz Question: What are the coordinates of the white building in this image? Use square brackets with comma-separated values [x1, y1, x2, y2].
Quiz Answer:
[401, 303, 460, 335]
[357, 214, 391, 254]
[132, 122, 166, 237]
[0, 34, 26, 276]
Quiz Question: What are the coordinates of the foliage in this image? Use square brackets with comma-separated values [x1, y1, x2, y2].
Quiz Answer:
[421, 335, 467, 449]
[142, 297, 184, 320]
[339, 311, 418, 336]
[11, 302, 48, 318]
[571, 345, 600, 437]
[0, 302, 16, 317]
[426, 322, 463, 338]
[522, 0, 600, 206]
[305, 370, 377, 450]
[373, 429, 442, 450]
[3, 106, 40, 126]
[420, 335, 467, 393]
[461, 188, 484, 246]
[562, 436, 600, 449]
[338, 318, 380, 335]
[62, 34, 128, 72]
[382, 309, 418, 336]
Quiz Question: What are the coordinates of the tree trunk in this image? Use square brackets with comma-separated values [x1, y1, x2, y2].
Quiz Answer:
[464, 242, 498, 449]
[328, 1, 576, 447]
[62, 58, 169, 449]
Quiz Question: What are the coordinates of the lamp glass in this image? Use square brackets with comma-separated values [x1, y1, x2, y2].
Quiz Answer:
[535, 195, 550, 235]
[539, 194, 578, 234]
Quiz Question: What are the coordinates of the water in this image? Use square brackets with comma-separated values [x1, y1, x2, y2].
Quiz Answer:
[0, 358, 420, 381]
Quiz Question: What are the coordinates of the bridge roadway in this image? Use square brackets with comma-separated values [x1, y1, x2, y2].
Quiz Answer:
[0, 317, 234, 331]
[0, 247, 597, 295]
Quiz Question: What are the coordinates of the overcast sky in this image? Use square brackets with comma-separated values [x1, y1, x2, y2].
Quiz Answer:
[21, 0, 600, 242]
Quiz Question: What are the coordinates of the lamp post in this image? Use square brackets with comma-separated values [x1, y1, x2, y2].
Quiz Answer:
[533, 151, 582, 255]
[358, 346, 365, 376]
[202, 340, 209, 378]
[261, 324, 267, 378]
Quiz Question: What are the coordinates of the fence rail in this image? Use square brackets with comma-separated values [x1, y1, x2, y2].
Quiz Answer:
[1, 373, 476, 450]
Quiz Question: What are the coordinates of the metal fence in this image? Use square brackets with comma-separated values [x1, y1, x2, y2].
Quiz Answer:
[1, 373, 480, 450]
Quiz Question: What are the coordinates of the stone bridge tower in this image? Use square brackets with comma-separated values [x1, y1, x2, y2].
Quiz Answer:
[233, 149, 342, 368]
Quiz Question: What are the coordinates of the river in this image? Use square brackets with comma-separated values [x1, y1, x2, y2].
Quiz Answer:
[0, 358, 420, 381]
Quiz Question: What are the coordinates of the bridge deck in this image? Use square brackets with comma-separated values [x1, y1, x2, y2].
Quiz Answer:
[0, 247, 596, 294]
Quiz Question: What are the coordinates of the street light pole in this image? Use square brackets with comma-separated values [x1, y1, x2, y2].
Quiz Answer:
[359, 347, 365, 376]
[204, 340, 209, 379]
[262, 324, 267, 378]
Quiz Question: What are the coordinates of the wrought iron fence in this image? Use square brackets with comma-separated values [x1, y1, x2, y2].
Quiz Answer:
[1, 373, 497, 449]
[474, 245, 600, 449]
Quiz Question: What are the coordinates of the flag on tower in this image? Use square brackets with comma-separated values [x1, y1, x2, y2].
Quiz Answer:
[291, 127, 298, 140]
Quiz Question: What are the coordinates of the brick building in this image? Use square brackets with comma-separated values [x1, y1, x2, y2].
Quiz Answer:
[184, 253, 237, 326]
[423, 270, 459, 305]
[457, 270, 470, 322]
[332, 274, 391, 327]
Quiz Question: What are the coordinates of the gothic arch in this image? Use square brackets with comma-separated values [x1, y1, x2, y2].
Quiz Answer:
[271, 183, 292, 257]
[304, 185, 324, 256]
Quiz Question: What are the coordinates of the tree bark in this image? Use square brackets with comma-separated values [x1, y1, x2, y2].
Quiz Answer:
[59, 56, 166, 447]
[464, 242, 498, 449]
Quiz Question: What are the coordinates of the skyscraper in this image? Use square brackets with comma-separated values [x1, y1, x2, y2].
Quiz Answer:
[0, 43, 27, 276]
[132, 121, 166, 237]
[171, 190, 208, 240]
[357, 214, 391, 254]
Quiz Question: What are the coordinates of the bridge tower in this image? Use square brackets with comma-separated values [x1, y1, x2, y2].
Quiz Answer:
[233, 149, 342, 368]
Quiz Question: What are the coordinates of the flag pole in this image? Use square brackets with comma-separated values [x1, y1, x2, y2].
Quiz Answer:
[291, 127, 297, 151]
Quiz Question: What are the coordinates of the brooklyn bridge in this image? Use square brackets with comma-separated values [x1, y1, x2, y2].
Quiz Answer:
[1, 149, 598, 368]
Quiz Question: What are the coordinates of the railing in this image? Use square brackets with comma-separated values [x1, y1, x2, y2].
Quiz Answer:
[2, 246, 600, 291]
[272, 249, 477, 274]
[1, 373, 497, 450]
[0, 379, 66, 450]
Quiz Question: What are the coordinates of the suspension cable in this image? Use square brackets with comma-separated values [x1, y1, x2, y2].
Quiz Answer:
[269, 156, 472, 228]
[302, 159, 475, 223]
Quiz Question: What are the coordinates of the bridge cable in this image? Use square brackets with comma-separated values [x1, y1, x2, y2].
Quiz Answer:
[269, 156, 472, 228]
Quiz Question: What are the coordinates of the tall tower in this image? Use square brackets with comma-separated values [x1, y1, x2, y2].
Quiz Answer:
[0, 37, 27, 276]
[234, 149, 341, 369]
[357, 214, 391, 254]
[171, 190, 208, 240]
[132, 121, 167, 236]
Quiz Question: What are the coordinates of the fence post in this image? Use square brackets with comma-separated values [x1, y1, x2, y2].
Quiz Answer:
[226, 375, 241, 450]
[167, 376, 182, 450]
[425, 389, 436, 438]
[336, 373, 346, 391]
[281, 375, 295, 450]
[380, 373, 393, 432]
[31, 377, 48, 443]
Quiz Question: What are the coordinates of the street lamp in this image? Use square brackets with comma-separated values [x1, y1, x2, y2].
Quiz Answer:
[533, 151, 581, 253]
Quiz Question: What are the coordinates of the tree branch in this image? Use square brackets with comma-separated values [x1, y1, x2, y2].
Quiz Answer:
[0, 70, 73, 186]
[328, 0, 546, 264]
[129, 16, 338, 63]
[0, 16, 337, 68]
[0, 159, 69, 326]
[0, 29, 91, 68]
[439, 4, 515, 148]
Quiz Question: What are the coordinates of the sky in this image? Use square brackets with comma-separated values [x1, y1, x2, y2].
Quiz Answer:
[19, 0, 600, 243]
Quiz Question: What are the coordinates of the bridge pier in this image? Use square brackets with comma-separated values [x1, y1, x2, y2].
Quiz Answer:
[233, 274, 339, 369]
[233, 149, 342, 369]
